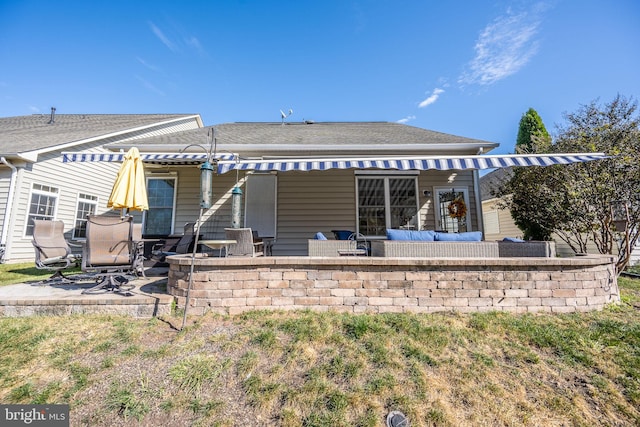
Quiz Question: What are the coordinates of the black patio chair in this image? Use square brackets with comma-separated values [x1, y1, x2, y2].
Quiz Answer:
[151, 222, 197, 263]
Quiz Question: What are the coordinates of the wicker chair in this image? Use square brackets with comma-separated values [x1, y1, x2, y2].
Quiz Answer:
[31, 220, 81, 284]
[81, 214, 136, 294]
[224, 228, 264, 257]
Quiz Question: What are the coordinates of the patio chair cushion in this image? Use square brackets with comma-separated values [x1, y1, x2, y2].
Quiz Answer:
[434, 231, 482, 241]
[314, 232, 328, 240]
[332, 230, 354, 240]
[386, 229, 436, 241]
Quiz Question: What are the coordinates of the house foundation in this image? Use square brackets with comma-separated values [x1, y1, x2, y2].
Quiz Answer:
[167, 255, 619, 316]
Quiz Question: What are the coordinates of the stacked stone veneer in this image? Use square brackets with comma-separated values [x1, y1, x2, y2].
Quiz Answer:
[167, 255, 619, 316]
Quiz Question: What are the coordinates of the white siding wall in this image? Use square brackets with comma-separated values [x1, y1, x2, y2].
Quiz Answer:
[178, 168, 479, 256]
[3, 117, 203, 263]
[482, 198, 522, 241]
[6, 146, 120, 262]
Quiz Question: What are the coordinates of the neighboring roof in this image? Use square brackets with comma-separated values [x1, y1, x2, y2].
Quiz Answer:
[106, 121, 500, 156]
[479, 167, 513, 200]
[0, 113, 202, 159]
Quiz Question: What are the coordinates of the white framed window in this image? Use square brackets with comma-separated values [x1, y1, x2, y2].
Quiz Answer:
[25, 183, 59, 237]
[73, 193, 99, 239]
[434, 187, 471, 232]
[356, 175, 419, 236]
[144, 175, 177, 236]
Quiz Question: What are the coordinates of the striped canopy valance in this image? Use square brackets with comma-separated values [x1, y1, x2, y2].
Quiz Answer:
[62, 152, 608, 172]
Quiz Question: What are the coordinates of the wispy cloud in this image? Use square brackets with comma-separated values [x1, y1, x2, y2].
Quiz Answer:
[185, 36, 206, 57]
[149, 22, 177, 52]
[135, 75, 165, 96]
[418, 88, 445, 108]
[397, 115, 416, 124]
[136, 57, 160, 72]
[459, 6, 543, 86]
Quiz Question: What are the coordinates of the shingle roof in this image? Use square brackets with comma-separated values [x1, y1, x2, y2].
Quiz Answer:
[0, 113, 199, 155]
[479, 167, 513, 200]
[106, 121, 499, 155]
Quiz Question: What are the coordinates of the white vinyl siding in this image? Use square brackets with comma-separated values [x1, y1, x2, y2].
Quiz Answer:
[132, 167, 481, 256]
[2, 117, 201, 263]
[483, 209, 500, 235]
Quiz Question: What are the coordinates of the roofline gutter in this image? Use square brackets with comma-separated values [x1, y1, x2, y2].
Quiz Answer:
[0, 157, 18, 253]
[104, 142, 500, 154]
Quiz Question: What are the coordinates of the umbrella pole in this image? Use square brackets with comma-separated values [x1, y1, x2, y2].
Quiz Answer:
[181, 207, 204, 330]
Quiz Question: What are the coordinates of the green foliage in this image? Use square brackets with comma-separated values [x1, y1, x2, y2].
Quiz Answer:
[516, 107, 551, 152]
[512, 108, 554, 240]
[502, 95, 640, 270]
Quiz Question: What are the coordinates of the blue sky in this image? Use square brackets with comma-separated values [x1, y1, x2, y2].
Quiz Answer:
[1, 0, 639, 155]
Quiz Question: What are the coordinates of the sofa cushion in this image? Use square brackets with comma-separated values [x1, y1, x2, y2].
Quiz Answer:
[314, 232, 328, 240]
[386, 229, 436, 241]
[502, 237, 525, 242]
[435, 231, 483, 241]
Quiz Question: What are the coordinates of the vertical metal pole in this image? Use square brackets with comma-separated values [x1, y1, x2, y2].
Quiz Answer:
[181, 208, 204, 330]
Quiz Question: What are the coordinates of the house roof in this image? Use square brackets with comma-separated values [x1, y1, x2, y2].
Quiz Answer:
[106, 121, 500, 157]
[479, 167, 513, 200]
[0, 113, 202, 160]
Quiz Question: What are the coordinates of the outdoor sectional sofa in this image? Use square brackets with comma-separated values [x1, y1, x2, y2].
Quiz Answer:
[370, 229, 556, 258]
[308, 229, 556, 258]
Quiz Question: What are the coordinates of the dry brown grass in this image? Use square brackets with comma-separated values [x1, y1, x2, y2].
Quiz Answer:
[1, 277, 639, 426]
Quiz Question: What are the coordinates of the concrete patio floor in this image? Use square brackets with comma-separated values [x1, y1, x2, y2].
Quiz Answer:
[0, 267, 174, 318]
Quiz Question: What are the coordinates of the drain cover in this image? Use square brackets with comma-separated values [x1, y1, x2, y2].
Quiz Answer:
[386, 411, 409, 427]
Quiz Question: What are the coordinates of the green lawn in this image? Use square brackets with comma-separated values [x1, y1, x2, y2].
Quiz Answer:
[0, 262, 82, 286]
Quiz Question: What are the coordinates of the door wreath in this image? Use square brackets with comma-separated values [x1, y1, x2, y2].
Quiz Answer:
[448, 197, 467, 219]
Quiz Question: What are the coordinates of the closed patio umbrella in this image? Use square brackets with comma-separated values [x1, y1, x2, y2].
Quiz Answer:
[107, 147, 148, 213]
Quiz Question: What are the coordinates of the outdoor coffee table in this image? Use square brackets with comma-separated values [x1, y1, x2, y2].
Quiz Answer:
[201, 240, 237, 257]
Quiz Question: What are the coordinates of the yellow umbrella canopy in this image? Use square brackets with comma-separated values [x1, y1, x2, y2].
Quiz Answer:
[107, 147, 149, 211]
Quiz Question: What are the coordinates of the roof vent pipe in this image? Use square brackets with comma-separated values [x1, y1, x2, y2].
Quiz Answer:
[48, 107, 56, 124]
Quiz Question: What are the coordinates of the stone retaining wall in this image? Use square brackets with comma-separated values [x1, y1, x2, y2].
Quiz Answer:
[167, 255, 619, 316]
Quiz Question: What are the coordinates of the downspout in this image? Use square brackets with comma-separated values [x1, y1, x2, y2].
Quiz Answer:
[473, 169, 485, 236]
[0, 157, 18, 260]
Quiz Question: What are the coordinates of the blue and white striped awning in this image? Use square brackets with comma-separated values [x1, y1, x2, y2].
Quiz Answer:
[62, 152, 237, 165]
[216, 153, 608, 174]
[62, 151, 607, 172]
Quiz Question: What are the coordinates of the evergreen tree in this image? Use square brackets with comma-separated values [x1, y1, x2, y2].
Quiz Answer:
[516, 108, 551, 153]
[511, 108, 552, 240]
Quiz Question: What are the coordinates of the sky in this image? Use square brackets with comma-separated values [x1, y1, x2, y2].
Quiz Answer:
[1, 0, 639, 155]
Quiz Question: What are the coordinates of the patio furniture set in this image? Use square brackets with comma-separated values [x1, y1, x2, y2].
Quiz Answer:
[31, 215, 174, 295]
[309, 229, 556, 258]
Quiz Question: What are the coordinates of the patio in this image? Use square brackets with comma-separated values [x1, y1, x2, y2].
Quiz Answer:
[0, 267, 172, 317]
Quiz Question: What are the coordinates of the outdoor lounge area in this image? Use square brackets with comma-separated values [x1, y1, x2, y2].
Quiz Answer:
[166, 253, 619, 316]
